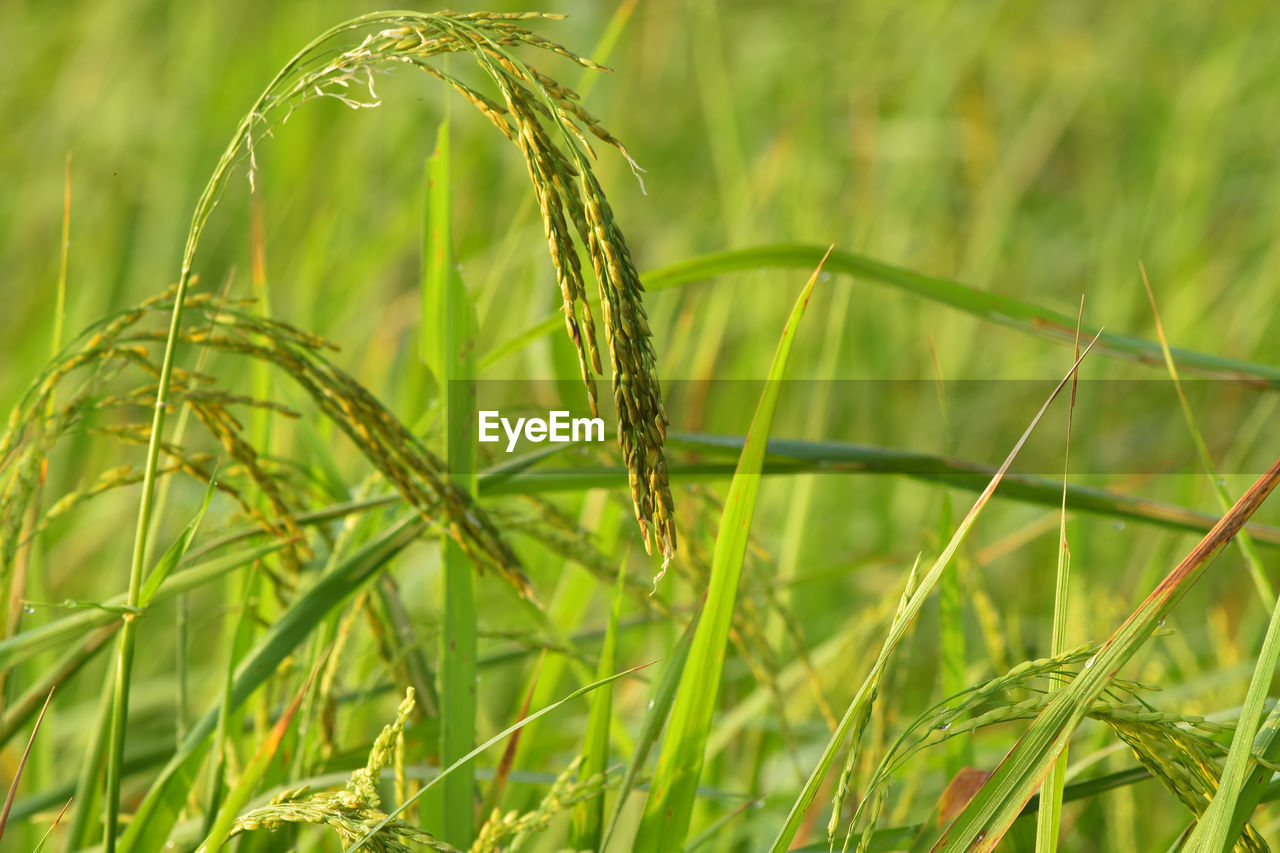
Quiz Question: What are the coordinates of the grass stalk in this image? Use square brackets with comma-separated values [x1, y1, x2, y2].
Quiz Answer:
[769, 332, 1102, 852]
[929, 337, 971, 779]
[1139, 266, 1280, 848]
[0, 687, 53, 844]
[1140, 264, 1273, 607]
[635, 253, 827, 851]
[937, 455, 1280, 850]
[1035, 298, 1083, 853]
[426, 114, 481, 847]
[569, 561, 625, 850]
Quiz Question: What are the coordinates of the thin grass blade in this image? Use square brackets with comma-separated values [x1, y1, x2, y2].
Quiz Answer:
[31, 796, 72, 853]
[202, 566, 257, 833]
[424, 114, 482, 847]
[0, 624, 114, 749]
[1221, 704, 1280, 847]
[484, 245, 1280, 391]
[195, 662, 316, 852]
[0, 541, 285, 673]
[479, 651, 544, 821]
[342, 662, 654, 852]
[1141, 265, 1273, 606]
[934, 457, 1280, 851]
[117, 512, 425, 853]
[571, 562, 626, 850]
[1141, 265, 1278, 850]
[929, 339, 971, 778]
[602, 609, 698, 850]
[768, 331, 1102, 852]
[139, 473, 217, 607]
[0, 686, 53, 843]
[1035, 297, 1083, 853]
[634, 250, 829, 852]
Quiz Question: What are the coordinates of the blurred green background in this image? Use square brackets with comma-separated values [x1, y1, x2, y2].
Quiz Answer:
[4, 0, 1280, 849]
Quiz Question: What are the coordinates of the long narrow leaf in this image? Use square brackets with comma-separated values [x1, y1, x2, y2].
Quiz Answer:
[485, 441, 1280, 548]
[1141, 266, 1273, 606]
[1035, 299, 1083, 853]
[768, 332, 1102, 852]
[483, 245, 1280, 391]
[1144, 267, 1277, 850]
[602, 610, 698, 850]
[139, 473, 218, 606]
[1221, 705, 1280, 846]
[0, 541, 286, 673]
[571, 562, 626, 850]
[117, 512, 425, 853]
[934, 456, 1280, 851]
[179, 446, 1280, 554]
[425, 113, 481, 848]
[0, 687, 53, 844]
[0, 624, 114, 749]
[634, 251, 829, 852]
[195, 663, 316, 851]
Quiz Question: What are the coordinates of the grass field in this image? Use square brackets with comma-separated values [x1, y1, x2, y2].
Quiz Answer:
[3, 2, 1280, 851]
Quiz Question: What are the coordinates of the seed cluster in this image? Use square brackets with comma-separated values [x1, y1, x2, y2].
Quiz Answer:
[833, 641, 1270, 850]
[270, 11, 680, 562]
[0, 291, 533, 597]
[472, 757, 608, 851]
[231, 689, 461, 853]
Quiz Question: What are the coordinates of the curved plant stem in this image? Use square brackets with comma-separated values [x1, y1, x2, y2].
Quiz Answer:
[102, 19, 364, 849]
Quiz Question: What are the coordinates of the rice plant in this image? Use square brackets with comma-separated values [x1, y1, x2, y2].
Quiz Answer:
[3, 4, 1280, 852]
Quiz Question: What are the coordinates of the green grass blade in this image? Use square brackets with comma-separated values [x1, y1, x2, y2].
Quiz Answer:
[202, 565, 257, 834]
[195, 664, 314, 852]
[661, 436, 1280, 547]
[342, 662, 654, 852]
[934, 457, 1280, 851]
[116, 512, 425, 853]
[1185, 605, 1280, 851]
[1220, 705, 1280, 847]
[930, 343, 971, 778]
[1036, 303, 1082, 853]
[422, 115, 452, 384]
[768, 333, 1101, 853]
[424, 114, 481, 847]
[203, 444, 1280, 550]
[102, 571, 139, 847]
[1141, 266, 1278, 850]
[105, 475, 216, 851]
[486, 438, 1280, 548]
[602, 610, 698, 851]
[684, 796, 764, 852]
[0, 541, 285, 673]
[139, 473, 216, 607]
[570, 561, 626, 851]
[31, 797, 71, 853]
[65, 669, 115, 849]
[0, 624, 114, 749]
[633, 251, 828, 852]
[0, 687, 52, 844]
[1141, 266, 1273, 607]
[483, 245, 1280, 391]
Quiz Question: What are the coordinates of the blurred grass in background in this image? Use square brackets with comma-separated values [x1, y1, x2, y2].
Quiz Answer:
[3, 0, 1280, 850]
